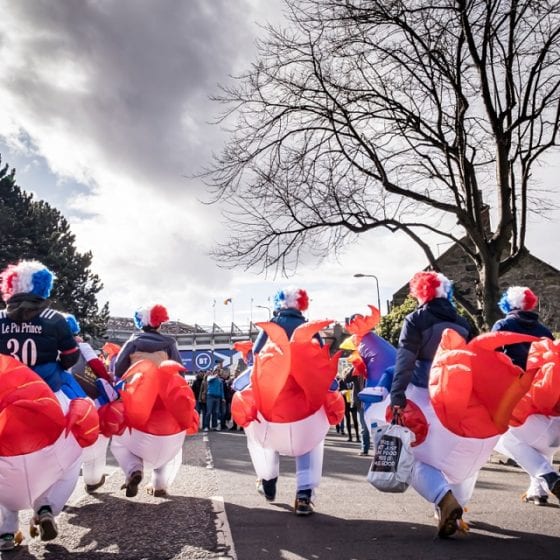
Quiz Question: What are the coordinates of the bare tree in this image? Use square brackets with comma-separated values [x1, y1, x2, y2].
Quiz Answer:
[206, 0, 560, 328]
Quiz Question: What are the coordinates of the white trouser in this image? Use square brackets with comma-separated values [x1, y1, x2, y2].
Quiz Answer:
[409, 461, 478, 508]
[295, 441, 324, 491]
[449, 474, 479, 507]
[244, 407, 330, 456]
[368, 386, 494, 508]
[247, 440, 280, 481]
[0, 432, 82, 508]
[247, 437, 325, 492]
[406, 386, 499, 483]
[80, 392, 111, 486]
[496, 415, 560, 496]
[110, 429, 185, 491]
[81, 435, 110, 486]
[409, 461, 449, 506]
[0, 452, 81, 534]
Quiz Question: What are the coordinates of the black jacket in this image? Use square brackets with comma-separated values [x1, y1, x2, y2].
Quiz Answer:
[390, 298, 472, 407]
[114, 328, 182, 378]
[491, 310, 553, 368]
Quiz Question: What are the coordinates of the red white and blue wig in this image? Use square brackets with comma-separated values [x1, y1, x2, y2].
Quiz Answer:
[273, 287, 309, 312]
[409, 271, 453, 305]
[499, 286, 538, 314]
[0, 260, 55, 302]
[133, 304, 170, 329]
[64, 313, 81, 335]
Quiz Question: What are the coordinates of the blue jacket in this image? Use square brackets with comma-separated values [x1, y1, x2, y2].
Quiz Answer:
[206, 375, 225, 399]
[390, 298, 472, 407]
[491, 310, 553, 369]
[253, 308, 317, 353]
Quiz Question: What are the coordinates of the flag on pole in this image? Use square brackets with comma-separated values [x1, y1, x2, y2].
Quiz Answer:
[224, 298, 232, 305]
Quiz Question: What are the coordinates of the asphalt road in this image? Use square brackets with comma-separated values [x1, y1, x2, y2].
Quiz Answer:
[4, 429, 560, 559]
[210, 429, 560, 560]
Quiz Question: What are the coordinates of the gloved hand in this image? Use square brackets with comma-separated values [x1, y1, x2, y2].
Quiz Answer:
[390, 404, 407, 426]
[390, 394, 407, 409]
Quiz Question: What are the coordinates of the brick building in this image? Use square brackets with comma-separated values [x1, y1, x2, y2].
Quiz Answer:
[392, 244, 560, 332]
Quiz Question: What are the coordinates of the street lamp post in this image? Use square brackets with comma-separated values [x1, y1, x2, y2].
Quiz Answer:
[256, 305, 271, 319]
[354, 273, 382, 312]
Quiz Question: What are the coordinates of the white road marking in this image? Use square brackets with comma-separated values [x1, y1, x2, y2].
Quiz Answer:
[211, 495, 238, 560]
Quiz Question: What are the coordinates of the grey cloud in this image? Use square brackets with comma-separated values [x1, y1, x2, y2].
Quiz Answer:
[2, 0, 265, 194]
[0, 0, 301, 302]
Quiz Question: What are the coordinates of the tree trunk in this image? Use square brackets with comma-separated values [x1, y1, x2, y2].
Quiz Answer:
[477, 256, 502, 330]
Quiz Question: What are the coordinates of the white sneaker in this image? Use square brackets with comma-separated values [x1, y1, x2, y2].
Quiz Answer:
[203, 428, 209, 432]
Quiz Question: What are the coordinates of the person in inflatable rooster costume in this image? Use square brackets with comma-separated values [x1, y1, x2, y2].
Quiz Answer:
[390, 271, 474, 537]
[491, 286, 553, 369]
[64, 313, 117, 494]
[0, 260, 81, 402]
[113, 304, 182, 379]
[349, 271, 540, 539]
[233, 287, 344, 516]
[492, 287, 560, 505]
[108, 304, 199, 498]
[0, 355, 99, 551]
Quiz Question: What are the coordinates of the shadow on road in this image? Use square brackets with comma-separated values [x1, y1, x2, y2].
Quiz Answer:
[7, 493, 222, 560]
[224, 501, 560, 560]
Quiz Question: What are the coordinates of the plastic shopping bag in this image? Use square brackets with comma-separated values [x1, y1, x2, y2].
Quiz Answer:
[367, 420, 416, 493]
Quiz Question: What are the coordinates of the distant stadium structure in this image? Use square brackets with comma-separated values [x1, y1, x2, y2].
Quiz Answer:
[104, 317, 345, 372]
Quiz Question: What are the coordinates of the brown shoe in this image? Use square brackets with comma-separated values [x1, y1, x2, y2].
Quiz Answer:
[549, 474, 560, 503]
[436, 491, 463, 538]
[121, 470, 143, 497]
[294, 493, 314, 516]
[146, 485, 168, 498]
[85, 474, 106, 494]
[32, 507, 58, 541]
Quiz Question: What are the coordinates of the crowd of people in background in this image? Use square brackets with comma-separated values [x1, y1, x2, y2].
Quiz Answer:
[335, 367, 370, 455]
[192, 365, 239, 432]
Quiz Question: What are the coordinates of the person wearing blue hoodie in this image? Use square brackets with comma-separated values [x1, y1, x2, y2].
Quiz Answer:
[252, 287, 325, 516]
[492, 286, 559, 506]
[203, 366, 225, 431]
[390, 271, 473, 539]
[491, 286, 553, 368]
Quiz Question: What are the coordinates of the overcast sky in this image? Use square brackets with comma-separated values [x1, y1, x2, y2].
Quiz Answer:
[1, 0, 559, 329]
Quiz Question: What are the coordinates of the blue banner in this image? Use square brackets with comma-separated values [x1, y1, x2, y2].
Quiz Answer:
[179, 348, 239, 372]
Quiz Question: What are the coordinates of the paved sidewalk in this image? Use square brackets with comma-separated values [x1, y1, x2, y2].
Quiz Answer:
[6, 433, 230, 560]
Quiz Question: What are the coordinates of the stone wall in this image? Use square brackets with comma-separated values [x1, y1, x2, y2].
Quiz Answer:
[500, 252, 560, 332]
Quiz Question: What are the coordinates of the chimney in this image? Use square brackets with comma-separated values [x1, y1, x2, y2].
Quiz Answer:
[476, 190, 491, 235]
[479, 204, 491, 234]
